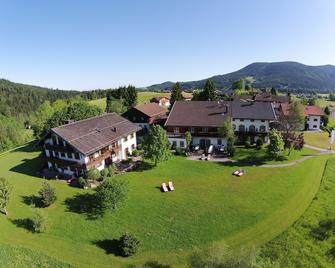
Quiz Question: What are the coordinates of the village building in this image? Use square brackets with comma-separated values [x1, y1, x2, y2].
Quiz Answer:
[164, 100, 277, 149]
[44, 113, 139, 176]
[122, 103, 167, 130]
[150, 96, 171, 107]
[304, 106, 324, 131]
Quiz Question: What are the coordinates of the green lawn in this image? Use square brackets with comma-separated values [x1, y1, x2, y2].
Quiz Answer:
[232, 146, 317, 165]
[0, 143, 330, 267]
[303, 131, 332, 149]
[89, 91, 170, 111]
[261, 157, 335, 267]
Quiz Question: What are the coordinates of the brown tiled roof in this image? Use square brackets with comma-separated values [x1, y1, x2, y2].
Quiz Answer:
[234, 93, 290, 103]
[133, 103, 167, 117]
[52, 113, 140, 155]
[165, 101, 231, 127]
[231, 101, 277, 120]
[304, 106, 324, 116]
[150, 96, 170, 102]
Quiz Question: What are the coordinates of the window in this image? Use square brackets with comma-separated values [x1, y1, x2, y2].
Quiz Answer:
[259, 125, 266, 132]
[313, 125, 317, 128]
[249, 125, 256, 132]
[130, 133, 134, 139]
[172, 141, 177, 147]
[238, 125, 245, 132]
[232, 118, 235, 121]
[314, 118, 318, 122]
[74, 153, 80, 160]
[68, 153, 72, 159]
[240, 119, 244, 122]
[52, 136, 58, 145]
[124, 136, 128, 142]
[261, 120, 265, 122]
[190, 127, 194, 133]
[141, 116, 144, 121]
[202, 127, 208, 132]
[217, 139, 222, 145]
[173, 127, 179, 134]
[131, 144, 135, 149]
[60, 152, 66, 158]
[233, 124, 236, 130]
[250, 119, 255, 122]
[180, 141, 185, 147]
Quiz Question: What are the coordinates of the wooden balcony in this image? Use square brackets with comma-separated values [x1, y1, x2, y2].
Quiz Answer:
[44, 143, 74, 154]
[167, 132, 220, 138]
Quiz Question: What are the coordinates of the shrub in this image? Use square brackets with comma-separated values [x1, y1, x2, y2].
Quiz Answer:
[95, 178, 129, 211]
[256, 138, 264, 150]
[87, 168, 101, 181]
[31, 209, 49, 233]
[175, 147, 186, 156]
[38, 182, 56, 207]
[119, 233, 140, 257]
[108, 163, 117, 176]
[100, 168, 109, 181]
[227, 137, 235, 156]
[78, 177, 87, 189]
[132, 149, 139, 157]
[244, 136, 251, 148]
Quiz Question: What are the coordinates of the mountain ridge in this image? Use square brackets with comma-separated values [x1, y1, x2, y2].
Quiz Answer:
[148, 61, 335, 92]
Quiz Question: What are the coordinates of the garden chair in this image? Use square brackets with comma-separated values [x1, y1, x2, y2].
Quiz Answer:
[161, 183, 168, 192]
[168, 181, 175, 191]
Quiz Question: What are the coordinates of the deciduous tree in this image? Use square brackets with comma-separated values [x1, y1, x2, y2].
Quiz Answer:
[143, 125, 171, 166]
[38, 181, 57, 207]
[268, 129, 285, 160]
[170, 82, 184, 106]
[0, 177, 12, 216]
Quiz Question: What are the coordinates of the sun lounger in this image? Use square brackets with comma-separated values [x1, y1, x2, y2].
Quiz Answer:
[168, 181, 175, 191]
[161, 183, 168, 192]
[233, 170, 240, 175]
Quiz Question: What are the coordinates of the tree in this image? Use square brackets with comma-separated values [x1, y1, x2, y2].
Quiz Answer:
[203, 79, 218, 101]
[282, 132, 304, 156]
[170, 82, 184, 106]
[270, 87, 278, 96]
[324, 115, 329, 127]
[119, 233, 140, 257]
[106, 91, 114, 113]
[95, 178, 129, 211]
[226, 137, 235, 156]
[0, 177, 12, 216]
[219, 117, 234, 139]
[143, 125, 171, 166]
[280, 101, 305, 132]
[38, 182, 57, 207]
[31, 208, 49, 233]
[268, 129, 285, 160]
[87, 168, 101, 181]
[124, 85, 137, 108]
[325, 106, 330, 116]
[185, 131, 192, 151]
[232, 78, 245, 90]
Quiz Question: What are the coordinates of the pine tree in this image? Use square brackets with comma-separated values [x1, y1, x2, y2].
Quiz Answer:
[170, 82, 184, 106]
[203, 79, 218, 101]
[270, 87, 277, 96]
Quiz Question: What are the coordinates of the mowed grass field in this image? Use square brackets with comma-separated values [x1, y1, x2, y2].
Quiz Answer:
[89, 91, 170, 111]
[304, 131, 333, 149]
[0, 143, 330, 267]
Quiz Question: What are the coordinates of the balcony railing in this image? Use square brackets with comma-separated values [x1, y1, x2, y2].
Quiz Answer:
[44, 143, 74, 154]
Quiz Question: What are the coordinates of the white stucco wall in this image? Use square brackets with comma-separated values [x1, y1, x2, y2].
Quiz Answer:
[306, 115, 321, 130]
[168, 136, 227, 148]
[120, 132, 137, 159]
[232, 118, 270, 132]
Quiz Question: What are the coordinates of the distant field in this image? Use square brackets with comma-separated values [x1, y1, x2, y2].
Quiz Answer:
[315, 98, 335, 108]
[89, 91, 170, 111]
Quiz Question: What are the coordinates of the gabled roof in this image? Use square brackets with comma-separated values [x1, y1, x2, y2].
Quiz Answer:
[304, 106, 324, 116]
[150, 96, 170, 102]
[52, 113, 140, 155]
[231, 101, 277, 120]
[132, 103, 167, 117]
[165, 101, 231, 127]
[234, 93, 290, 103]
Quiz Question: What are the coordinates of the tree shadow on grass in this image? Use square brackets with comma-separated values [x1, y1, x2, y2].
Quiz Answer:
[143, 261, 173, 268]
[132, 161, 154, 172]
[64, 193, 104, 220]
[21, 195, 43, 208]
[11, 218, 33, 232]
[92, 239, 123, 256]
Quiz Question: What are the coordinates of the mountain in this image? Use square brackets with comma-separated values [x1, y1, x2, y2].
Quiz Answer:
[148, 62, 335, 92]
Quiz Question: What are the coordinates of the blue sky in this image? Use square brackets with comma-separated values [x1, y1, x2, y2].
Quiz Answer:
[1, 0, 335, 90]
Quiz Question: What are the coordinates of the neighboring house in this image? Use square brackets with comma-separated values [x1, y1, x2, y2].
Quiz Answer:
[122, 103, 167, 130]
[165, 100, 277, 148]
[44, 113, 140, 176]
[150, 96, 170, 107]
[164, 101, 230, 149]
[231, 101, 277, 142]
[304, 106, 324, 131]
